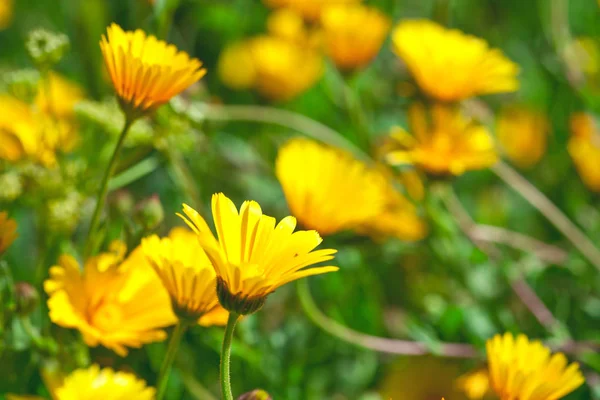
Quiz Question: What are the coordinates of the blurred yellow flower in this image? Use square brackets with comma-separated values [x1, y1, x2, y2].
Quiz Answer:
[55, 365, 155, 400]
[219, 36, 323, 101]
[178, 193, 338, 315]
[569, 112, 600, 192]
[320, 4, 391, 71]
[496, 106, 550, 169]
[386, 104, 498, 176]
[0, 0, 13, 30]
[276, 138, 387, 235]
[35, 72, 84, 118]
[486, 333, 584, 400]
[0, 211, 17, 256]
[457, 369, 490, 400]
[392, 20, 519, 101]
[44, 241, 176, 356]
[267, 8, 319, 48]
[142, 227, 227, 326]
[100, 23, 206, 116]
[263, 0, 361, 21]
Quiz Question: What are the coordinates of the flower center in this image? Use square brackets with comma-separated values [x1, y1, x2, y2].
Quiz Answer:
[90, 301, 123, 332]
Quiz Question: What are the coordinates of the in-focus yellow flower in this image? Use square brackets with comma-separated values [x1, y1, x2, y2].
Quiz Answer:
[44, 241, 176, 356]
[386, 104, 498, 176]
[457, 369, 491, 400]
[392, 20, 519, 101]
[496, 106, 550, 169]
[36, 72, 84, 118]
[0, 0, 13, 30]
[55, 365, 155, 400]
[0, 211, 17, 256]
[100, 23, 206, 116]
[320, 4, 391, 71]
[486, 333, 584, 400]
[569, 112, 600, 192]
[276, 138, 388, 235]
[142, 227, 227, 326]
[179, 193, 338, 315]
[263, 0, 361, 21]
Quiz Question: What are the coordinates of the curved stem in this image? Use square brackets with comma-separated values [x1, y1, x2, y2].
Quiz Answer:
[221, 312, 240, 400]
[156, 323, 187, 400]
[84, 117, 134, 258]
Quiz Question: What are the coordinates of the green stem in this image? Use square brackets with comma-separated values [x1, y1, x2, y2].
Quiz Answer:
[220, 312, 240, 400]
[156, 323, 187, 400]
[84, 117, 134, 257]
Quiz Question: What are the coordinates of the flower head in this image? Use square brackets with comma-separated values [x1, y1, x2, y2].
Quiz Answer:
[142, 227, 227, 325]
[100, 23, 206, 117]
[457, 369, 491, 400]
[569, 112, 600, 192]
[386, 104, 498, 176]
[0, 211, 17, 256]
[44, 241, 176, 356]
[178, 193, 338, 315]
[392, 20, 519, 101]
[496, 106, 550, 169]
[320, 4, 390, 71]
[55, 365, 155, 400]
[263, 0, 361, 21]
[486, 333, 584, 400]
[35, 72, 84, 118]
[267, 8, 320, 48]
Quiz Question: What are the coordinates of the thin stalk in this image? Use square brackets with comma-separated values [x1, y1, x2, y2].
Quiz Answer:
[220, 312, 240, 400]
[156, 323, 187, 400]
[84, 117, 134, 257]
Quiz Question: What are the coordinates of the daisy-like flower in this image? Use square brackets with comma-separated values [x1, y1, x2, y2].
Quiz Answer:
[276, 138, 388, 236]
[55, 365, 155, 400]
[392, 20, 519, 101]
[569, 112, 600, 192]
[35, 72, 84, 118]
[496, 106, 550, 169]
[386, 103, 498, 177]
[320, 4, 391, 71]
[178, 193, 338, 315]
[262, 0, 361, 21]
[0, 211, 17, 256]
[457, 369, 491, 400]
[44, 241, 176, 356]
[486, 333, 584, 400]
[142, 227, 228, 326]
[100, 23, 206, 117]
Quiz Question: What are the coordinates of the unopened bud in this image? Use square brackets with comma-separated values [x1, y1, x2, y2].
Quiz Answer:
[134, 195, 164, 231]
[14, 282, 39, 316]
[26, 29, 69, 69]
[111, 190, 135, 215]
[237, 390, 272, 400]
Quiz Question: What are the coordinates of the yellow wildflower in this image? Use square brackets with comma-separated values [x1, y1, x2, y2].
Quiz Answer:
[142, 227, 227, 325]
[0, 211, 17, 256]
[569, 112, 600, 192]
[386, 104, 498, 176]
[55, 365, 155, 400]
[496, 106, 550, 169]
[35, 72, 84, 118]
[0, 0, 13, 30]
[99, 23, 206, 116]
[457, 369, 491, 400]
[392, 20, 519, 101]
[267, 8, 316, 47]
[263, 0, 361, 21]
[178, 193, 338, 315]
[276, 138, 387, 236]
[486, 333, 584, 400]
[219, 36, 323, 101]
[44, 241, 176, 356]
[320, 4, 391, 71]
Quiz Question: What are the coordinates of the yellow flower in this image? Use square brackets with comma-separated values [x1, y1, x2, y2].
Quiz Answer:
[496, 106, 550, 169]
[100, 23, 206, 116]
[320, 4, 391, 71]
[0, 0, 13, 30]
[178, 193, 338, 315]
[386, 104, 498, 176]
[267, 8, 311, 46]
[142, 227, 227, 325]
[263, 0, 361, 21]
[35, 72, 84, 118]
[219, 36, 323, 101]
[55, 365, 155, 400]
[276, 138, 388, 236]
[486, 333, 584, 400]
[457, 369, 491, 400]
[569, 112, 600, 192]
[0, 211, 17, 256]
[44, 241, 176, 356]
[392, 20, 519, 101]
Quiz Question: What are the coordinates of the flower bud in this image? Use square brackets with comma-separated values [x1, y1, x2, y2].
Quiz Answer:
[26, 29, 69, 69]
[14, 282, 39, 316]
[111, 190, 135, 215]
[134, 195, 164, 231]
[237, 390, 272, 400]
